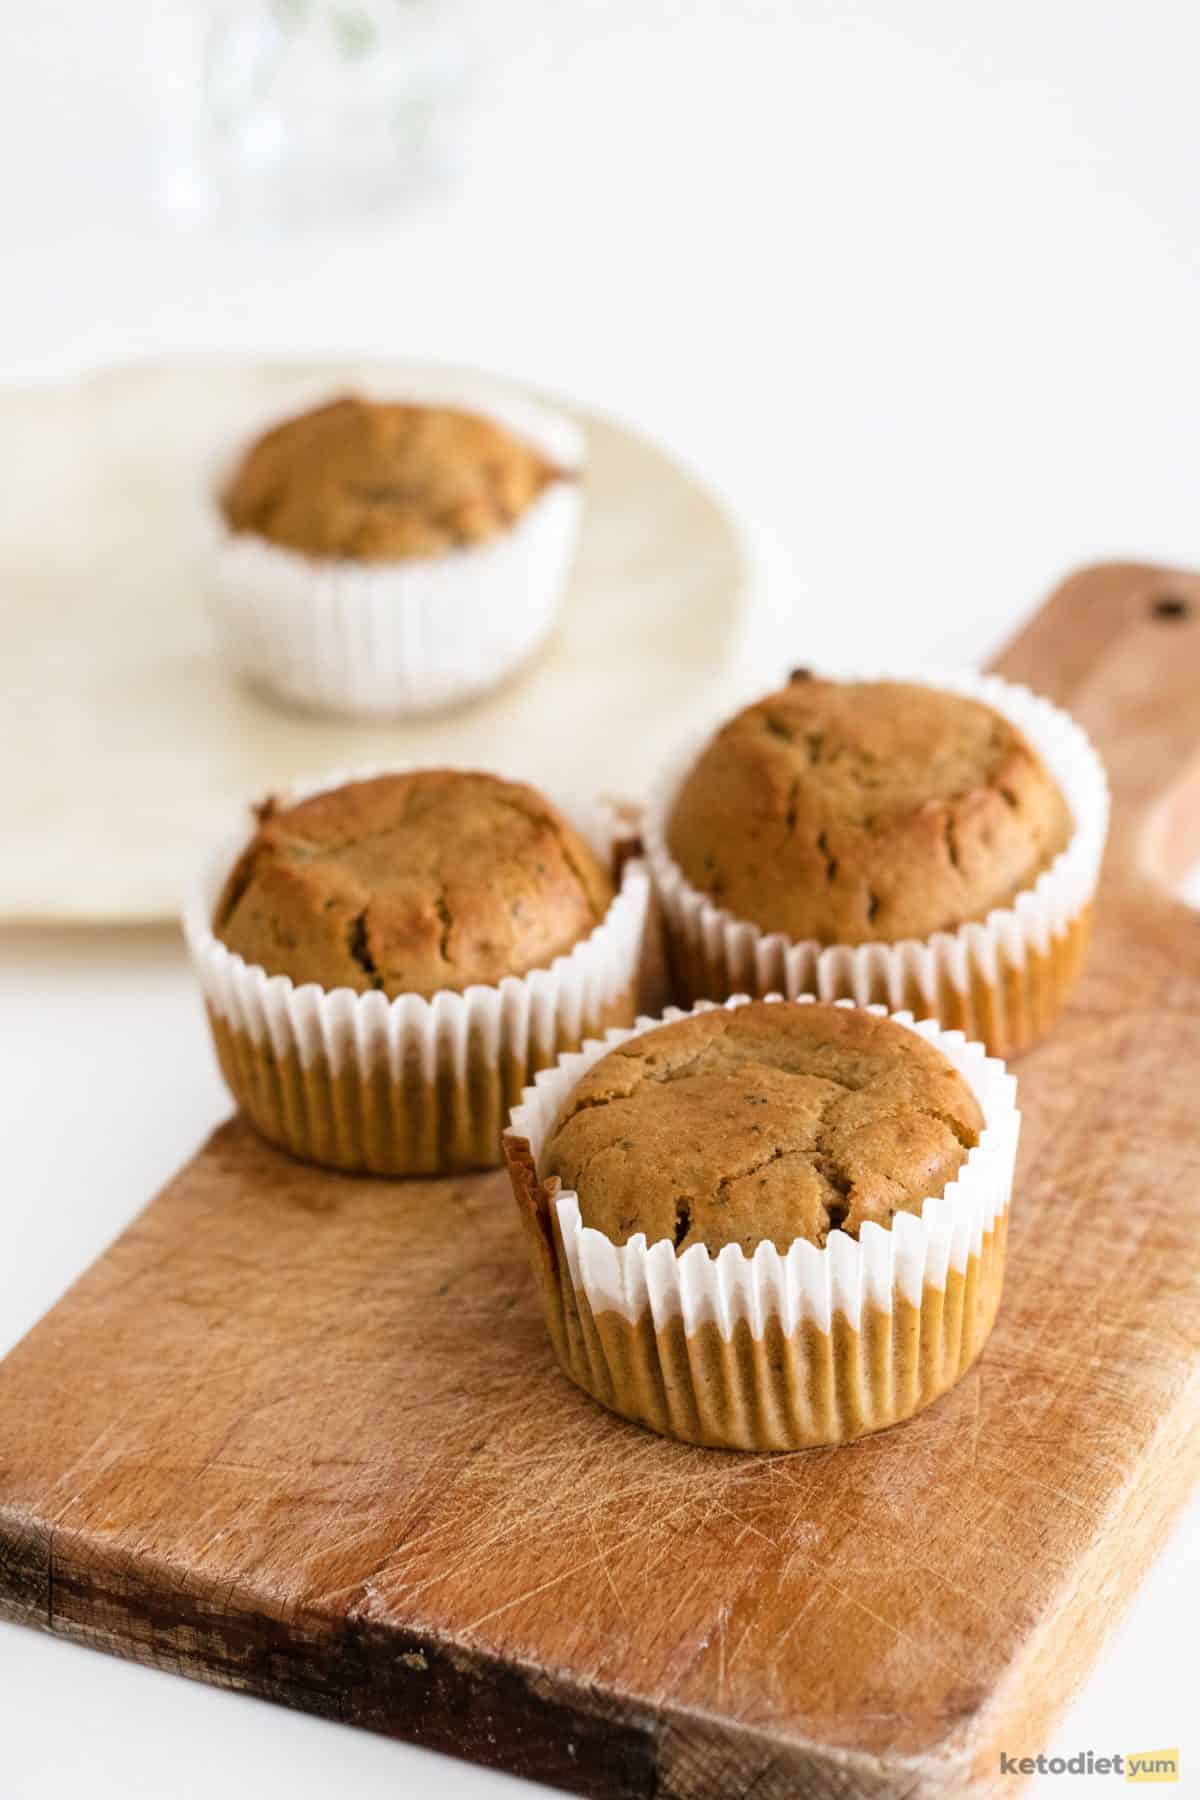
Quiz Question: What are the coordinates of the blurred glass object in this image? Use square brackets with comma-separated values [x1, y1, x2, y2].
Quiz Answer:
[159, 0, 464, 226]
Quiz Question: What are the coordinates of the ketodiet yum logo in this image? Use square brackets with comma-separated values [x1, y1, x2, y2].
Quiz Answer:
[998, 1748, 1179, 1782]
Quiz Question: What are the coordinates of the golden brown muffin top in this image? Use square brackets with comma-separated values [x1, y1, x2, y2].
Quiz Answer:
[220, 394, 566, 561]
[213, 770, 614, 999]
[543, 1001, 984, 1252]
[665, 676, 1072, 945]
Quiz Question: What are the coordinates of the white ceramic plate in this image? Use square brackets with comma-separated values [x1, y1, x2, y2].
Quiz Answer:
[0, 359, 753, 923]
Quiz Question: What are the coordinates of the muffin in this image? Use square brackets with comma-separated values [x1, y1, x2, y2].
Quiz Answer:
[221, 397, 561, 561]
[204, 388, 583, 717]
[644, 672, 1109, 1056]
[505, 997, 1019, 1450]
[186, 769, 650, 1176]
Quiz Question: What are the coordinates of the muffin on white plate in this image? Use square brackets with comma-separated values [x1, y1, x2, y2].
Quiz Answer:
[204, 389, 583, 717]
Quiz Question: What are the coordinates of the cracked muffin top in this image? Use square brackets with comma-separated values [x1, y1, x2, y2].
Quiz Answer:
[212, 770, 614, 999]
[543, 1001, 985, 1252]
[665, 676, 1072, 945]
[220, 395, 566, 561]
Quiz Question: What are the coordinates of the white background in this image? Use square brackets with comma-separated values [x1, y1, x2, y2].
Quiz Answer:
[2, 3, 1197, 1796]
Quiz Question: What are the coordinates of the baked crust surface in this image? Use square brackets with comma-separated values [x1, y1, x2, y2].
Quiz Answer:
[213, 770, 613, 999]
[543, 1000, 984, 1251]
[221, 395, 564, 560]
[666, 677, 1072, 944]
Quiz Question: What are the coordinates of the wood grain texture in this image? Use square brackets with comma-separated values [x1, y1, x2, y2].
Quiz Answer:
[2, 562, 1199, 1799]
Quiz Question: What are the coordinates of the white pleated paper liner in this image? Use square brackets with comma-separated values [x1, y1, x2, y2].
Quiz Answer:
[201, 381, 585, 718]
[642, 669, 1110, 1056]
[183, 766, 651, 1176]
[508, 993, 1018, 1335]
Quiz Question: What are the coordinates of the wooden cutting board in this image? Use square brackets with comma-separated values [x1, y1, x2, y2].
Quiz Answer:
[2, 562, 1198, 1800]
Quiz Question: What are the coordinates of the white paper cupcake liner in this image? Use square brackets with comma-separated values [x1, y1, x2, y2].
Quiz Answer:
[642, 669, 1110, 1057]
[505, 994, 1019, 1450]
[202, 383, 585, 718]
[183, 766, 651, 1176]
